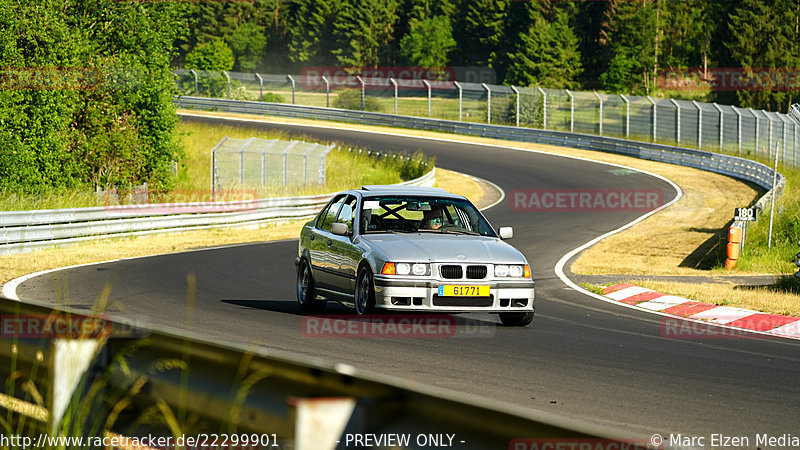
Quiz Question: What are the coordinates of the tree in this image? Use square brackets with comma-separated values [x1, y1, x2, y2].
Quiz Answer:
[459, 0, 509, 68]
[228, 22, 267, 71]
[0, 0, 186, 193]
[332, 0, 400, 68]
[505, 10, 582, 88]
[287, 0, 334, 65]
[598, 1, 658, 94]
[185, 38, 234, 71]
[400, 16, 456, 69]
[727, 0, 800, 110]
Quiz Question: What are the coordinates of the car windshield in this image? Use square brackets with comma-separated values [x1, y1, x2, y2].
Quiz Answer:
[360, 196, 497, 237]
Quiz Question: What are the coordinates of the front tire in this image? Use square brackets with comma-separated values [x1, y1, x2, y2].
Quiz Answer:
[354, 266, 376, 315]
[297, 259, 326, 313]
[498, 310, 534, 327]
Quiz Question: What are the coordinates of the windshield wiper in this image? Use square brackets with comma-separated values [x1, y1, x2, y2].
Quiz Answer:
[439, 228, 479, 235]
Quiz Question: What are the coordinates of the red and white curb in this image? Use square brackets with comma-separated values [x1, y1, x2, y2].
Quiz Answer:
[603, 283, 800, 340]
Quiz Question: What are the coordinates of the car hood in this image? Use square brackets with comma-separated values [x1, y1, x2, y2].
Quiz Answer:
[360, 233, 527, 264]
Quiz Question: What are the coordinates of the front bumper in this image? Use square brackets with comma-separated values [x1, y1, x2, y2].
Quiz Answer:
[373, 275, 535, 312]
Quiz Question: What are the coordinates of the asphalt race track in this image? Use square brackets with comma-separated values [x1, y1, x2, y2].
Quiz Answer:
[16, 116, 800, 444]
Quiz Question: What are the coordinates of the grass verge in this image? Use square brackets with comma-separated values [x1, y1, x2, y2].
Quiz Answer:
[0, 168, 491, 285]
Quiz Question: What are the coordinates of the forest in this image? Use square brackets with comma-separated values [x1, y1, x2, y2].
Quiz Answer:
[178, 0, 800, 112]
[1, 0, 798, 193]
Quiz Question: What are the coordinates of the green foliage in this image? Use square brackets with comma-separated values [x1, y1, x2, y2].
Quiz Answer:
[503, 93, 544, 128]
[333, 89, 382, 112]
[0, 0, 186, 194]
[727, 0, 800, 110]
[263, 92, 286, 103]
[400, 16, 456, 69]
[505, 9, 582, 88]
[332, 0, 400, 68]
[460, 0, 509, 68]
[228, 23, 267, 71]
[288, 0, 335, 65]
[186, 38, 234, 71]
[396, 150, 434, 180]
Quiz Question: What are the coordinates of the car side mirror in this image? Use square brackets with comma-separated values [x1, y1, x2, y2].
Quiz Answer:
[331, 222, 350, 236]
[498, 227, 513, 240]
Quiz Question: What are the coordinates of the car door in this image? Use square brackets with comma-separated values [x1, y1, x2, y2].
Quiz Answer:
[328, 195, 360, 293]
[310, 195, 346, 291]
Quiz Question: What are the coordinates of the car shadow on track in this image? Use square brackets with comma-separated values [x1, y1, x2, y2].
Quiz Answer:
[220, 298, 503, 328]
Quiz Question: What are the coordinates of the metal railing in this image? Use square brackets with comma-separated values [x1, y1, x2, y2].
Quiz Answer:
[0, 169, 435, 255]
[174, 70, 800, 168]
[176, 97, 785, 212]
[0, 298, 638, 450]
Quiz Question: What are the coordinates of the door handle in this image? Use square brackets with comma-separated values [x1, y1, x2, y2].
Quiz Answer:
[327, 240, 332, 246]
[310, 235, 315, 241]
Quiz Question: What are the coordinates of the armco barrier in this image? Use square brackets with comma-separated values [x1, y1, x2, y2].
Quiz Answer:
[176, 96, 785, 210]
[0, 299, 639, 449]
[0, 168, 435, 255]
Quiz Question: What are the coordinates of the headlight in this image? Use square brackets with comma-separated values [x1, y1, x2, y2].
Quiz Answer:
[494, 265, 509, 277]
[383, 262, 430, 276]
[495, 264, 528, 277]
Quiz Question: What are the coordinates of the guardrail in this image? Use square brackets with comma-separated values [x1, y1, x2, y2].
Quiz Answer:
[176, 96, 785, 210]
[0, 168, 435, 255]
[0, 298, 638, 449]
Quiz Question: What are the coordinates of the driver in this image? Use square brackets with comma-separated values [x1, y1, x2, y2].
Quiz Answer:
[420, 204, 444, 230]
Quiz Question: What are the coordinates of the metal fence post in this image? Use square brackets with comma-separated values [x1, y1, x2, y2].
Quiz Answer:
[670, 99, 680, 144]
[647, 96, 657, 142]
[322, 76, 330, 108]
[261, 151, 266, 187]
[594, 91, 603, 136]
[620, 94, 630, 139]
[537, 87, 547, 130]
[239, 149, 244, 185]
[733, 106, 743, 155]
[222, 71, 230, 99]
[768, 114, 775, 160]
[566, 89, 574, 133]
[693, 101, 702, 148]
[510, 86, 520, 127]
[287, 75, 296, 105]
[390, 78, 398, 114]
[356, 76, 365, 110]
[423, 80, 432, 118]
[482, 83, 491, 124]
[713, 103, 724, 152]
[752, 109, 760, 155]
[190, 69, 198, 95]
[780, 114, 789, 163]
[453, 81, 463, 121]
[255, 73, 263, 101]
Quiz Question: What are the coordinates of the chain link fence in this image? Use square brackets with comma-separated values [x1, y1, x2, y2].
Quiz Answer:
[211, 137, 334, 196]
[176, 70, 800, 168]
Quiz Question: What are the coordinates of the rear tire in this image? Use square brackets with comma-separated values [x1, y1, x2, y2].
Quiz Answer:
[354, 266, 376, 315]
[499, 310, 534, 327]
[297, 259, 326, 313]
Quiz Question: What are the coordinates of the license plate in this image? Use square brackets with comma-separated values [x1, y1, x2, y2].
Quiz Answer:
[438, 285, 490, 297]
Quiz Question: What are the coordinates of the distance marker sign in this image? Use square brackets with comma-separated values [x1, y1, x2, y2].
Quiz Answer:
[734, 207, 757, 221]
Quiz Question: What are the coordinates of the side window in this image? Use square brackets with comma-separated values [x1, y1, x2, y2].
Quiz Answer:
[319, 195, 346, 231]
[335, 196, 358, 233]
